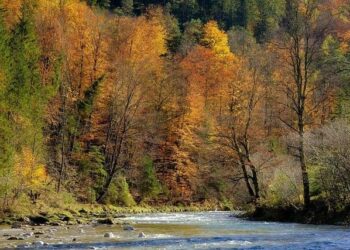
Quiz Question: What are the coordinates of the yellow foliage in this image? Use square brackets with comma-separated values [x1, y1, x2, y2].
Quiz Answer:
[15, 148, 48, 191]
[201, 21, 230, 56]
[112, 15, 167, 74]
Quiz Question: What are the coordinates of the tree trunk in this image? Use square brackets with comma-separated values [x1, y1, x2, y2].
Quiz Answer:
[96, 174, 113, 202]
[249, 164, 260, 199]
[299, 130, 310, 208]
[298, 114, 310, 208]
[240, 162, 255, 197]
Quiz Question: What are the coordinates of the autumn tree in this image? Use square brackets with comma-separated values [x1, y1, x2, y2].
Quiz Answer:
[41, 0, 109, 193]
[274, 0, 334, 208]
[180, 21, 239, 201]
[214, 40, 273, 202]
[0, 0, 54, 208]
[90, 12, 168, 202]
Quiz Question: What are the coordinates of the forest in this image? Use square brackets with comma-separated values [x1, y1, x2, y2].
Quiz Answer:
[0, 0, 350, 220]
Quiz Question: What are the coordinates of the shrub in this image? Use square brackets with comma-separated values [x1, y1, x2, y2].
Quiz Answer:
[305, 120, 350, 208]
[105, 175, 136, 207]
[262, 157, 303, 207]
[140, 156, 162, 201]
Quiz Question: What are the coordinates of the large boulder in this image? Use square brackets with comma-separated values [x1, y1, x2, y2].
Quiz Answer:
[29, 216, 49, 225]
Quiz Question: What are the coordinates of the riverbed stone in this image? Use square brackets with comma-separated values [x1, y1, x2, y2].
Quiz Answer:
[123, 225, 134, 231]
[7, 236, 24, 240]
[29, 216, 49, 225]
[33, 241, 45, 246]
[138, 232, 146, 238]
[61, 216, 71, 222]
[97, 218, 115, 225]
[11, 222, 22, 228]
[104, 232, 115, 238]
[16, 243, 31, 248]
[49, 221, 62, 226]
[21, 232, 34, 237]
[17, 216, 31, 224]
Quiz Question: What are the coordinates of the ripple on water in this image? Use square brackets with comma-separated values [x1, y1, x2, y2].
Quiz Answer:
[194, 240, 253, 249]
[1, 212, 350, 250]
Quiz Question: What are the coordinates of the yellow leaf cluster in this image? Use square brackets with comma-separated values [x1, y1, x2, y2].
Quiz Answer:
[201, 21, 230, 56]
[15, 148, 48, 191]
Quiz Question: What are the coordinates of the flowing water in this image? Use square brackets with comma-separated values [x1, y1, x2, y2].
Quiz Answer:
[1, 211, 350, 249]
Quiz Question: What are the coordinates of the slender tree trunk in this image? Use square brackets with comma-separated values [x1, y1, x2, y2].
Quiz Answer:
[57, 87, 67, 193]
[240, 161, 255, 197]
[298, 116, 310, 208]
[96, 174, 113, 202]
[248, 162, 259, 199]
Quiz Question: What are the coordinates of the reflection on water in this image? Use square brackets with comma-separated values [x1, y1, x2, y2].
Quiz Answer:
[1, 212, 350, 249]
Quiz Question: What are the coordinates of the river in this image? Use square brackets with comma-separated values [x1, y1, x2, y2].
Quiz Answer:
[1, 211, 350, 249]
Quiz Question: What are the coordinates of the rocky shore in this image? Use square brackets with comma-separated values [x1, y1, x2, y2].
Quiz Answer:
[0, 207, 153, 248]
[0, 205, 224, 249]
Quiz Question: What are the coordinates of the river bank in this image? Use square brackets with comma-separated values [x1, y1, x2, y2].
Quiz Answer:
[0, 203, 224, 228]
[243, 202, 350, 226]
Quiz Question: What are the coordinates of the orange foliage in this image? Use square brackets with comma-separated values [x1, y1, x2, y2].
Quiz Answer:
[0, 0, 22, 28]
[181, 45, 236, 122]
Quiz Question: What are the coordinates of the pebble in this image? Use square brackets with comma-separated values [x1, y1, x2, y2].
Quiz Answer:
[103, 232, 115, 238]
[123, 225, 135, 231]
[49, 222, 61, 226]
[32, 241, 45, 246]
[16, 243, 31, 248]
[7, 236, 24, 240]
[79, 229, 85, 233]
[21, 232, 34, 237]
[138, 232, 146, 238]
